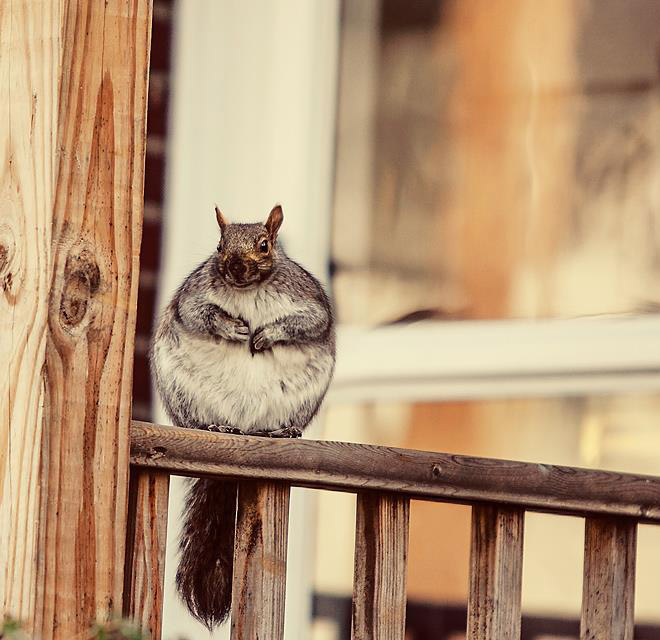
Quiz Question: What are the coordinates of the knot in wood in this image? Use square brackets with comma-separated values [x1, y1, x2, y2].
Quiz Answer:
[432, 464, 443, 478]
[0, 244, 7, 273]
[149, 446, 167, 460]
[60, 248, 101, 329]
[0, 222, 16, 292]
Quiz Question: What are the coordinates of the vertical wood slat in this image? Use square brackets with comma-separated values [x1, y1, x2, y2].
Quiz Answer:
[230, 480, 290, 640]
[580, 517, 637, 640]
[123, 470, 170, 640]
[351, 492, 410, 640]
[467, 504, 525, 640]
[0, 1, 152, 636]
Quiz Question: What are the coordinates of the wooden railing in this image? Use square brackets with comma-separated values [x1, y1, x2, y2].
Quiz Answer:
[4, 4, 653, 638]
[125, 421, 660, 640]
[5, 4, 657, 638]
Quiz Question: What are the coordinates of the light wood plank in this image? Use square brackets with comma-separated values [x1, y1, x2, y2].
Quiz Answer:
[0, 1, 151, 635]
[123, 470, 169, 640]
[580, 517, 637, 640]
[132, 422, 660, 521]
[467, 504, 524, 640]
[351, 492, 409, 640]
[230, 481, 290, 640]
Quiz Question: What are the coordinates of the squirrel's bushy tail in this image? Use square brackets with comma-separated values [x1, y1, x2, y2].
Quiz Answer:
[176, 477, 237, 630]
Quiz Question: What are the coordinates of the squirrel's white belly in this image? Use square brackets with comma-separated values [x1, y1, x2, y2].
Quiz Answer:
[156, 331, 333, 432]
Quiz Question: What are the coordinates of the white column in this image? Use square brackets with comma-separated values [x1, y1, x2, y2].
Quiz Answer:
[158, 1, 340, 638]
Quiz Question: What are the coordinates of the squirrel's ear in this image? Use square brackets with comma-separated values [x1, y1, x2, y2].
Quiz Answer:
[215, 205, 228, 231]
[265, 204, 284, 239]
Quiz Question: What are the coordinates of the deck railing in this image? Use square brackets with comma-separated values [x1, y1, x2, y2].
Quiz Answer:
[125, 420, 659, 640]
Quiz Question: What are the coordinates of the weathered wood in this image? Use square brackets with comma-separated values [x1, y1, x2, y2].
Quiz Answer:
[0, 1, 152, 635]
[131, 422, 660, 521]
[580, 517, 637, 640]
[123, 470, 169, 640]
[467, 504, 524, 640]
[230, 481, 290, 640]
[351, 492, 409, 640]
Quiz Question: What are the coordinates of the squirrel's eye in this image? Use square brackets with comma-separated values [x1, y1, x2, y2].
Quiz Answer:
[259, 239, 269, 253]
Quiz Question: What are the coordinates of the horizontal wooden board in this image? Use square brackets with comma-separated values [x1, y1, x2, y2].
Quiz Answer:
[131, 421, 660, 522]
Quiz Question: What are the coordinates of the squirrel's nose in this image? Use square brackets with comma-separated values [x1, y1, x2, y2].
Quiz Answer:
[228, 257, 247, 279]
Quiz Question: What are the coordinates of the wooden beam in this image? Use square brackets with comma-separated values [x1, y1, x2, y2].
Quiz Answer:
[351, 492, 409, 640]
[580, 517, 637, 640]
[467, 504, 524, 640]
[131, 422, 660, 521]
[230, 481, 290, 640]
[123, 471, 169, 640]
[0, 1, 151, 636]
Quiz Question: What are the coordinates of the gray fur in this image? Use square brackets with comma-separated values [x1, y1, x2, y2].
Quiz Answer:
[150, 210, 335, 628]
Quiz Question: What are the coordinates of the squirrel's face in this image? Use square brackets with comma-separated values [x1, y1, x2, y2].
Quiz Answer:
[214, 205, 284, 289]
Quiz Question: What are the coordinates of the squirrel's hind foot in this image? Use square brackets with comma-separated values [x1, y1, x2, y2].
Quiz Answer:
[261, 426, 303, 439]
[207, 424, 245, 435]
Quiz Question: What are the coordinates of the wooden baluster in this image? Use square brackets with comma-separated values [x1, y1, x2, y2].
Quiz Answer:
[580, 517, 637, 640]
[467, 504, 525, 640]
[351, 492, 410, 640]
[123, 470, 170, 640]
[230, 480, 290, 640]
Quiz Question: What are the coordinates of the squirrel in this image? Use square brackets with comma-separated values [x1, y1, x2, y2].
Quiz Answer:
[150, 204, 336, 629]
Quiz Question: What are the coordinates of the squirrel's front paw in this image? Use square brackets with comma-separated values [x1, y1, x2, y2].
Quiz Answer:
[219, 317, 250, 342]
[250, 326, 276, 354]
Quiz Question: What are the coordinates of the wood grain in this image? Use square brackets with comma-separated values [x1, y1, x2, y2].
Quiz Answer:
[230, 481, 290, 640]
[0, 1, 151, 636]
[131, 422, 660, 521]
[123, 470, 169, 640]
[580, 517, 637, 640]
[467, 504, 524, 640]
[351, 492, 409, 640]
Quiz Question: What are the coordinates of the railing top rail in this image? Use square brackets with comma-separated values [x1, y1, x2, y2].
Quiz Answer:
[131, 421, 660, 522]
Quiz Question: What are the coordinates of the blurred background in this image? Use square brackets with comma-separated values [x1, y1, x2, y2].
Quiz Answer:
[135, 1, 660, 638]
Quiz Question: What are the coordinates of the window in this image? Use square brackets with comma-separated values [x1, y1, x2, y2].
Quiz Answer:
[320, 2, 660, 638]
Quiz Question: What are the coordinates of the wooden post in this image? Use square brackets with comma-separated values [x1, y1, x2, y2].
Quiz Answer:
[0, 1, 152, 637]
[467, 504, 525, 640]
[123, 471, 169, 639]
[580, 517, 637, 640]
[230, 480, 290, 640]
[351, 492, 410, 640]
